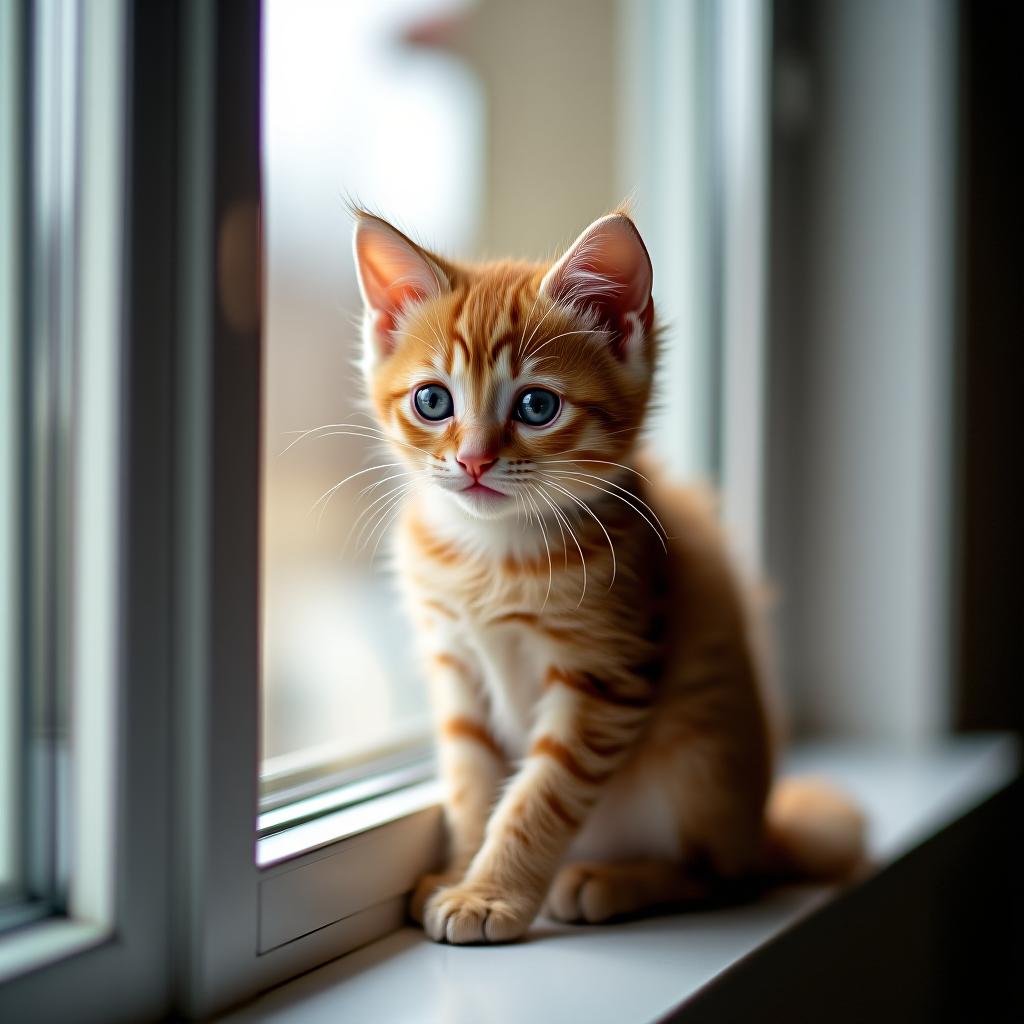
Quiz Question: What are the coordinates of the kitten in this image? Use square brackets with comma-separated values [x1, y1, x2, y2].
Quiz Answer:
[352, 208, 864, 945]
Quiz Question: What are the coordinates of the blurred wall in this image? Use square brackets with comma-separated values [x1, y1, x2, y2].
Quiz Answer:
[446, 0, 619, 259]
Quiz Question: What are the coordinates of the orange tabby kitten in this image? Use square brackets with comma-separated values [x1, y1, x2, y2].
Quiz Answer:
[352, 208, 864, 945]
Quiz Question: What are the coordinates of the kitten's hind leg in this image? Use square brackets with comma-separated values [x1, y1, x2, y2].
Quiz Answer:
[545, 860, 712, 924]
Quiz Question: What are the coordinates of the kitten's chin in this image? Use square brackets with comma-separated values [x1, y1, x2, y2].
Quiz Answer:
[444, 486, 518, 521]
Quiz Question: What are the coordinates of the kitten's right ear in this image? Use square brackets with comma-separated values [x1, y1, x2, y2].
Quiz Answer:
[352, 214, 448, 362]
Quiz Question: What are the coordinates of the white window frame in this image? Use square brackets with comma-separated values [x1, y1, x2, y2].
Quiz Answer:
[166, 2, 448, 1014]
[0, 0, 173, 1018]
[166, 0, 774, 1015]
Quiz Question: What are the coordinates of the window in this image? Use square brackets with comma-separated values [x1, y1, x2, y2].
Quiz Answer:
[1, 0, 968, 1019]
[0, 2, 170, 1018]
[259, 0, 482, 812]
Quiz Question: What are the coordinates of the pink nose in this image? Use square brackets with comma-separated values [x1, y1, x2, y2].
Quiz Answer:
[457, 452, 498, 479]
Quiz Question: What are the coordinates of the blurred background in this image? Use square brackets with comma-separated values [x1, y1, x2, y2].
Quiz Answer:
[260, 0, 1021, 805]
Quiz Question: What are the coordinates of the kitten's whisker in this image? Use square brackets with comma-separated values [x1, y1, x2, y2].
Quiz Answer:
[309, 461, 404, 527]
[359, 468, 425, 497]
[538, 458, 652, 484]
[543, 469, 668, 537]
[526, 326, 604, 361]
[517, 287, 547, 362]
[423, 317, 449, 353]
[524, 488, 553, 610]
[539, 478, 617, 588]
[357, 481, 411, 552]
[535, 483, 568, 568]
[347, 480, 417, 553]
[359, 483, 415, 554]
[519, 298, 563, 360]
[279, 421, 360, 456]
[545, 471, 668, 552]
[369, 482, 422, 565]
[543, 428, 639, 454]
[280, 422, 440, 461]
[535, 482, 587, 607]
[400, 330, 443, 361]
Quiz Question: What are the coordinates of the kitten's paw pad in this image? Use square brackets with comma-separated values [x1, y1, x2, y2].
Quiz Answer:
[409, 871, 462, 924]
[546, 863, 617, 924]
[423, 882, 534, 944]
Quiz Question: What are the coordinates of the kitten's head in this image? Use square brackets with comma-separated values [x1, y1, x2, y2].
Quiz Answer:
[353, 210, 658, 521]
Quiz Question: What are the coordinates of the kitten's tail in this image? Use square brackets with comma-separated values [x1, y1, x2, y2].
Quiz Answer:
[760, 776, 867, 881]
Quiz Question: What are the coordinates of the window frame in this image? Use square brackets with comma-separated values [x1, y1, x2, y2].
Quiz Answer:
[5, 0, 959, 1016]
[165, 1, 446, 1015]
[165, 0, 770, 1013]
[0, 0, 173, 1018]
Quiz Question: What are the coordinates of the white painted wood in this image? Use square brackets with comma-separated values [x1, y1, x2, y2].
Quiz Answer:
[259, 799, 443, 952]
[0, 0, 21, 899]
[719, 0, 770, 577]
[222, 738, 1019, 1024]
[616, 0, 716, 483]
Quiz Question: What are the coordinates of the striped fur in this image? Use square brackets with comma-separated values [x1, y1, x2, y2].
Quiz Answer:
[353, 210, 865, 944]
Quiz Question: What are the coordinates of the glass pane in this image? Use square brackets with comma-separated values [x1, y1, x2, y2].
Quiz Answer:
[259, 0, 715, 813]
[0, 0, 123, 930]
[260, 0, 482, 804]
[0, 0, 20, 912]
[0, 0, 79, 922]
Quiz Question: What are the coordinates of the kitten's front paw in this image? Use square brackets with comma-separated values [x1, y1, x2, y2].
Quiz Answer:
[423, 880, 536, 944]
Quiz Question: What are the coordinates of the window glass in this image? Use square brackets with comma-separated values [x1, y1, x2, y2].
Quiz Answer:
[0, 0, 123, 932]
[259, 0, 717, 813]
[0, 0, 19, 915]
[260, 0, 482, 802]
[0, 0, 80, 925]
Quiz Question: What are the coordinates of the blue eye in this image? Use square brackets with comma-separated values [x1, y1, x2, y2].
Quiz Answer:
[414, 384, 454, 421]
[515, 388, 560, 426]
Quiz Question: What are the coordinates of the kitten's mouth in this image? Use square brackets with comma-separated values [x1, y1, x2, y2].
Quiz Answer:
[462, 481, 505, 498]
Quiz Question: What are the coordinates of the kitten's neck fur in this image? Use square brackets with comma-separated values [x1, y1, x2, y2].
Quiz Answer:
[415, 485, 566, 563]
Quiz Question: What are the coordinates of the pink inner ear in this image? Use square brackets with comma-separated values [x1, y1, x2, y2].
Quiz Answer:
[353, 217, 446, 354]
[541, 214, 654, 358]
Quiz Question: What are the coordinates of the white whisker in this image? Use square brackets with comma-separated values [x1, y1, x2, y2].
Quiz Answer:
[543, 471, 668, 552]
[347, 480, 417, 553]
[309, 461, 403, 527]
[527, 326, 604, 361]
[537, 457, 652, 483]
[539, 478, 617, 588]
[369, 483, 421, 565]
[534, 483, 587, 607]
[524, 488, 553, 610]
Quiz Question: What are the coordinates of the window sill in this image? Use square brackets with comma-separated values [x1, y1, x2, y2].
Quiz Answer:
[0, 919, 109, 985]
[225, 735, 1020, 1023]
[258, 779, 442, 868]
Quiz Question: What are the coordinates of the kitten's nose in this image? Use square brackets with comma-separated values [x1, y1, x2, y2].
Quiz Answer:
[457, 451, 498, 479]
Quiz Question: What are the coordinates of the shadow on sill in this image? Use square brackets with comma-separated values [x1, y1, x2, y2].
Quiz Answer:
[664, 780, 1024, 1024]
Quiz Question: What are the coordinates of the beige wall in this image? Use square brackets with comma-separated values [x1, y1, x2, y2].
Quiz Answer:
[457, 0, 620, 259]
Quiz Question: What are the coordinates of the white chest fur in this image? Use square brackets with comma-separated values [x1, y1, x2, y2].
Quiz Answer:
[462, 617, 552, 757]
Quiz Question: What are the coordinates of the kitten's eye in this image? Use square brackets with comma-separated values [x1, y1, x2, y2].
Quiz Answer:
[413, 384, 454, 421]
[514, 388, 560, 427]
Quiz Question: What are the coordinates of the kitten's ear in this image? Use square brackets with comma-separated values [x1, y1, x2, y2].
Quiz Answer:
[352, 214, 448, 362]
[540, 213, 654, 361]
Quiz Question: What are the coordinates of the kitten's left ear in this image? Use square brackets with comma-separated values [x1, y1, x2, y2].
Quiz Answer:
[540, 213, 654, 361]
[352, 213, 449, 363]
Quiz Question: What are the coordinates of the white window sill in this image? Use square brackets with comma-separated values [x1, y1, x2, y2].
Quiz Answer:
[223, 736, 1019, 1024]
[0, 920, 109, 986]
